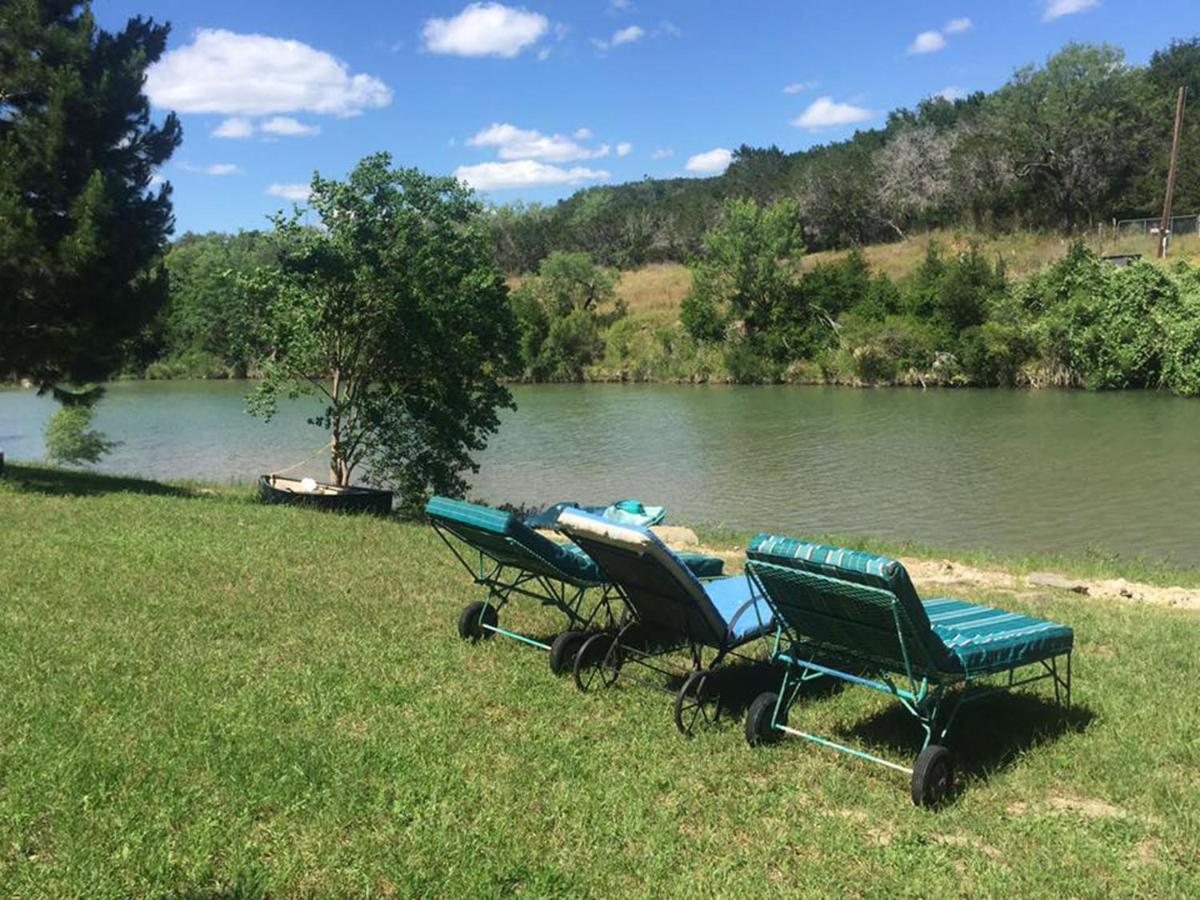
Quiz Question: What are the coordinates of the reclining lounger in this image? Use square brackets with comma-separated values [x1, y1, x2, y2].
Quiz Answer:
[426, 497, 724, 674]
[744, 535, 1075, 807]
[557, 508, 775, 734]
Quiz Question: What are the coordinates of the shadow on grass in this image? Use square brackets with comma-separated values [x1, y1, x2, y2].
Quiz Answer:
[1, 462, 197, 499]
[837, 688, 1095, 782]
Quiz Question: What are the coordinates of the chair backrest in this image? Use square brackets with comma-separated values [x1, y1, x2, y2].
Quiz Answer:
[746, 535, 951, 677]
[557, 508, 727, 645]
[425, 496, 603, 586]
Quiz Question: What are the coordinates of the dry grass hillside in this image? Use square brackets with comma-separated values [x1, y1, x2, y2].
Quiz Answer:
[614, 230, 1200, 318]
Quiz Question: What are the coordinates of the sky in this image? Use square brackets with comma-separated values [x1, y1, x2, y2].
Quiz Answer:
[95, 0, 1200, 235]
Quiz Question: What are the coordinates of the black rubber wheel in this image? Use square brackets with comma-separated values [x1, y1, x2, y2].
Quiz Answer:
[548, 630, 586, 675]
[911, 744, 955, 808]
[674, 669, 721, 736]
[573, 632, 618, 692]
[457, 601, 498, 642]
[745, 692, 785, 746]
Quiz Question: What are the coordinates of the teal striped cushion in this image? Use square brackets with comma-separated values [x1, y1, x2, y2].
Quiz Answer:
[923, 598, 1074, 674]
[748, 534, 936, 636]
[748, 533, 1074, 677]
[427, 497, 724, 584]
[426, 496, 605, 584]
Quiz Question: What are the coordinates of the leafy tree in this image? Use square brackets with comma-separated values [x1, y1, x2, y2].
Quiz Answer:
[157, 230, 279, 376]
[43, 395, 118, 466]
[681, 198, 806, 342]
[0, 1, 181, 386]
[245, 153, 518, 506]
[988, 44, 1150, 231]
[508, 251, 618, 381]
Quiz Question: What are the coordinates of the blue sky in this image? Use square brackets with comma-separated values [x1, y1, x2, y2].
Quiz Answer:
[96, 0, 1199, 235]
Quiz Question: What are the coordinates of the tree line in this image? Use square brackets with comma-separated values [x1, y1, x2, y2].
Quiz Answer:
[490, 40, 1200, 272]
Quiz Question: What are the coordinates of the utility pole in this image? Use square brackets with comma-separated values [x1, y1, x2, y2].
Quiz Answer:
[1158, 86, 1187, 259]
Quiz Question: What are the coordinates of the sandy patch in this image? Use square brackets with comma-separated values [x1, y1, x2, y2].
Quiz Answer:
[539, 526, 1199, 611]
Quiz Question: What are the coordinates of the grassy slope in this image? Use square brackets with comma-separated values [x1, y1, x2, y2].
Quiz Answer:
[2, 465, 1199, 896]
[614, 230, 1200, 321]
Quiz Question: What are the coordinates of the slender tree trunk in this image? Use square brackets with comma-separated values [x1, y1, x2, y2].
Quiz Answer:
[330, 367, 347, 486]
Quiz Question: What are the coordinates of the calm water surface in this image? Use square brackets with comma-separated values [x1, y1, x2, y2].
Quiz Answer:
[2, 380, 1198, 565]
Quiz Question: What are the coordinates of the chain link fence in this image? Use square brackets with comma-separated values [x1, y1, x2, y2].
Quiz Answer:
[1115, 214, 1200, 237]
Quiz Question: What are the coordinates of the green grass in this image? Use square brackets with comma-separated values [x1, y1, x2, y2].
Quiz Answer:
[2, 464, 1199, 896]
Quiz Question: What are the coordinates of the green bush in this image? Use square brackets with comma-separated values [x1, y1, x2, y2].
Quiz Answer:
[540, 310, 603, 382]
[44, 405, 118, 466]
[959, 321, 1036, 386]
[1161, 289, 1200, 397]
[839, 314, 939, 384]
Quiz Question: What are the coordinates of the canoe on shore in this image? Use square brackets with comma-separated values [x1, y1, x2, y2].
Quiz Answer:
[258, 474, 393, 516]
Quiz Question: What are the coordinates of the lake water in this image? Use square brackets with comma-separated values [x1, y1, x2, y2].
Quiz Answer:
[3, 380, 1199, 566]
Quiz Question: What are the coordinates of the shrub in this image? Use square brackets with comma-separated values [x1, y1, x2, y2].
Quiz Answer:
[959, 321, 1036, 386]
[839, 314, 939, 383]
[44, 405, 118, 466]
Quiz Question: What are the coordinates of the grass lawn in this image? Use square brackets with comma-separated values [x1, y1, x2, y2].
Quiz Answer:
[2, 464, 1198, 896]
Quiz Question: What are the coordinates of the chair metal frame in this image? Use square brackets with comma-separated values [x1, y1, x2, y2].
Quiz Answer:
[746, 560, 1072, 792]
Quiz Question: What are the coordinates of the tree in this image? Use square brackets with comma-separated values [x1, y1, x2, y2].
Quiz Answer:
[681, 197, 806, 341]
[988, 44, 1150, 231]
[509, 251, 618, 381]
[874, 126, 958, 237]
[246, 153, 518, 507]
[0, 1, 181, 385]
[157, 230, 279, 376]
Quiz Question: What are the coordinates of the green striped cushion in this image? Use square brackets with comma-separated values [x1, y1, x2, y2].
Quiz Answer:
[427, 497, 724, 584]
[923, 598, 1074, 674]
[426, 496, 605, 584]
[748, 533, 1073, 677]
[748, 534, 936, 635]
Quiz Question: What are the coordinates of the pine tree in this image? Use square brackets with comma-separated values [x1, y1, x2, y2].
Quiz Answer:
[0, 1, 182, 386]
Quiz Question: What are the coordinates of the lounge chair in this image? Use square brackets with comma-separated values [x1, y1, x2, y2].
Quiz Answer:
[556, 508, 775, 734]
[523, 499, 666, 530]
[426, 497, 724, 674]
[743, 535, 1075, 806]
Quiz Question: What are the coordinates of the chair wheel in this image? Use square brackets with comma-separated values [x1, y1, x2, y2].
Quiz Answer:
[745, 692, 785, 746]
[549, 630, 586, 675]
[911, 744, 955, 808]
[674, 669, 721, 736]
[457, 601, 498, 641]
[572, 632, 619, 692]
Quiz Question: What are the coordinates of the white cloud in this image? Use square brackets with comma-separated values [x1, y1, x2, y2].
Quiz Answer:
[609, 0, 633, 10]
[783, 80, 819, 94]
[467, 123, 609, 162]
[213, 117, 253, 139]
[611, 25, 645, 46]
[422, 3, 549, 58]
[616, 142, 633, 157]
[454, 160, 609, 190]
[936, 85, 966, 101]
[573, 127, 594, 140]
[176, 163, 242, 177]
[261, 116, 320, 137]
[792, 96, 873, 129]
[147, 29, 390, 118]
[179, 162, 242, 176]
[1043, 0, 1099, 20]
[537, 47, 551, 61]
[650, 147, 674, 160]
[266, 183, 311, 201]
[684, 148, 732, 176]
[908, 30, 947, 54]
[943, 17, 972, 35]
